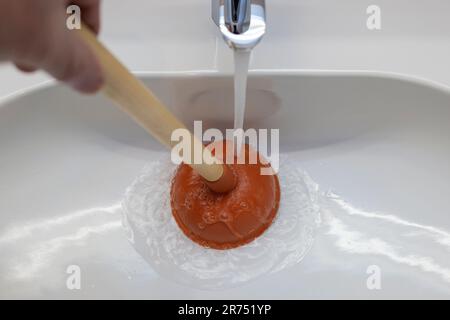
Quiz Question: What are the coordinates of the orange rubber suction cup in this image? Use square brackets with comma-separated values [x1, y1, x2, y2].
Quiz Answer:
[170, 140, 280, 250]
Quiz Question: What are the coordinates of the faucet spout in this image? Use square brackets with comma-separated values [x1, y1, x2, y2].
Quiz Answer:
[212, 0, 266, 51]
[225, 0, 251, 35]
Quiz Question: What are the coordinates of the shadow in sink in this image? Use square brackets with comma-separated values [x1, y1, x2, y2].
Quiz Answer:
[0, 85, 163, 154]
[146, 73, 450, 152]
[1, 72, 450, 154]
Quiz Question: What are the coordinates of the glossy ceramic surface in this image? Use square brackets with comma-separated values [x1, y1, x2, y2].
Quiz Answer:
[1, 72, 449, 298]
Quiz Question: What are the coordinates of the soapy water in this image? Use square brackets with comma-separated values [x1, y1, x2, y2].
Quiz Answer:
[122, 154, 321, 290]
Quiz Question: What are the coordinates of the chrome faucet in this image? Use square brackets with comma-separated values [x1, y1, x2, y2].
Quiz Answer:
[212, 0, 266, 51]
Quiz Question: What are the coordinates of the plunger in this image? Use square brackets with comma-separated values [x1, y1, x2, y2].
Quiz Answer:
[78, 26, 280, 249]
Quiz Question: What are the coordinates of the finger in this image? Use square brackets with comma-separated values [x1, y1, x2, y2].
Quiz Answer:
[42, 25, 104, 94]
[14, 62, 37, 73]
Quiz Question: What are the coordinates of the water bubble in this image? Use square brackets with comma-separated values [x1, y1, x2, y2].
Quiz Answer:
[122, 155, 320, 290]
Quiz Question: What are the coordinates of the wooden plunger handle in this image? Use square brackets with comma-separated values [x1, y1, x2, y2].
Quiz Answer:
[77, 25, 229, 186]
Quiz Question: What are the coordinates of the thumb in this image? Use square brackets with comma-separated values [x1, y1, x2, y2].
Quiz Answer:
[42, 26, 104, 94]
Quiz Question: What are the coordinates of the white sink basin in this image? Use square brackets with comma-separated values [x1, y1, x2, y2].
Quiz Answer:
[0, 71, 449, 299]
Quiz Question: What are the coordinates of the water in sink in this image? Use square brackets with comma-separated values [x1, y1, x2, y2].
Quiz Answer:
[1, 72, 450, 298]
[121, 53, 322, 290]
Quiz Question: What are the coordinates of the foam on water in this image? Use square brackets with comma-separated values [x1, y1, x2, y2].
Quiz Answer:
[122, 154, 321, 290]
[122, 154, 450, 290]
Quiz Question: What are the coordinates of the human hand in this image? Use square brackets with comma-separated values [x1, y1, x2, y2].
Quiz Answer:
[0, 0, 104, 93]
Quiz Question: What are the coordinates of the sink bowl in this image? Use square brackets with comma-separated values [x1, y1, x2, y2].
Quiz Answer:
[0, 71, 449, 299]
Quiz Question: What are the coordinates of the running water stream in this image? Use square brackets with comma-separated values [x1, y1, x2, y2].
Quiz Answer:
[233, 50, 251, 153]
